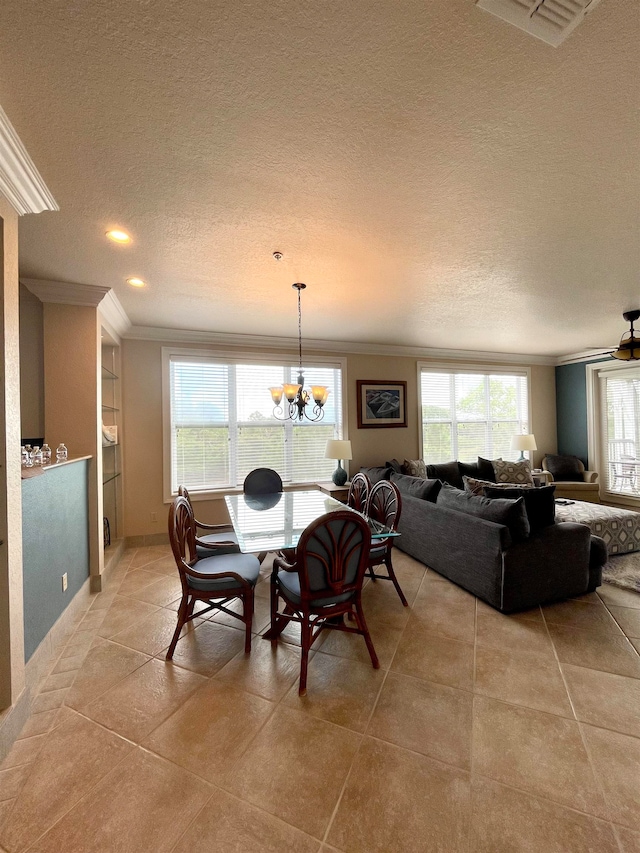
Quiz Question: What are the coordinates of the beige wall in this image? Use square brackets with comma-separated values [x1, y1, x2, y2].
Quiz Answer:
[18, 284, 44, 441]
[0, 195, 25, 708]
[43, 304, 103, 580]
[122, 338, 557, 537]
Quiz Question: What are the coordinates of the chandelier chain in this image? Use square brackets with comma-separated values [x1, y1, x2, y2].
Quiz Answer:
[297, 285, 303, 369]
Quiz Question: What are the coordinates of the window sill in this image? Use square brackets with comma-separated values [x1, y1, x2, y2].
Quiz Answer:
[602, 492, 640, 510]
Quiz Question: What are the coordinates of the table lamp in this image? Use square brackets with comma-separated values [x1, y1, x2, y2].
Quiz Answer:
[325, 439, 352, 486]
[511, 433, 537, 461]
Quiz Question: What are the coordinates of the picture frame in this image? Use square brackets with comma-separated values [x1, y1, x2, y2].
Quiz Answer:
[356, 380, 407, 429]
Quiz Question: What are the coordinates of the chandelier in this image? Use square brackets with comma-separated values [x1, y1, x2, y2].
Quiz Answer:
[269, 283, 330, 421]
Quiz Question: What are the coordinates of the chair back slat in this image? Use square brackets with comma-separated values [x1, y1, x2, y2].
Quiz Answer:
[348, 472, 371, 513]
[296, 511, 371, 599]
[169, 495, 197, 570]
[366, 480, 402, 536]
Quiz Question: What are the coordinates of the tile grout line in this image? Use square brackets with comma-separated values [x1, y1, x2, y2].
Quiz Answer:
[19, 748, 139, 853]
[468, 594, 479, 853]
[540, 606, 615, 829]
[1, 550, 142, 818]
[471, 770, 636, 831]
[596, 591, 640, 660]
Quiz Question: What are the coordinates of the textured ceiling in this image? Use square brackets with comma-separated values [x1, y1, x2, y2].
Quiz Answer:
[0, 0, 638, 356]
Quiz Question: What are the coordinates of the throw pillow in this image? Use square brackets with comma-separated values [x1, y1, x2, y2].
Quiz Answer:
[477, 457, 498, 482]
[463, 475, 532, 497]
[437, 483, 530, 541]
[391, 473, 441, 502]
[425, 460, 464, 489]
[492, 458, 534, 486]
[359, 466, 391, 484]
[544, 454, 584, 483]
[385, 458, 403, 474]
[485, 484, 556, 533]
[458, 460, 481, 480]
[402, 459, 427, 479]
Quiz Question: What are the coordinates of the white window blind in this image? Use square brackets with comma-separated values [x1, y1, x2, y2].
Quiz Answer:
[420, 368, 529, 463]
[600, 368, 640, 495]
[169, 356, 342, 492]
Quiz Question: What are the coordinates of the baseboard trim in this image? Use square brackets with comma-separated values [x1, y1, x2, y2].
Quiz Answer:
[125, 532, 169, 548]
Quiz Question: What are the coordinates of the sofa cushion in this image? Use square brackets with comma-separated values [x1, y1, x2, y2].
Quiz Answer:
[492, 458, 534, 485]
[425, 461, 464, 489]
[437, 483, 530, 541]
[544, 454, 584, 482]
[391, 473, 441, 502]
[385, 458, 403, 474]
[485, 484, 556, 533]
[402, 459, 427, 478]
[477, 457, 498, 482]
[360, 466, 391, 484]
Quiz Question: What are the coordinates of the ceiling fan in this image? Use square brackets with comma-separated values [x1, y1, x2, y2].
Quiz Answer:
[606, 310, 640, 361]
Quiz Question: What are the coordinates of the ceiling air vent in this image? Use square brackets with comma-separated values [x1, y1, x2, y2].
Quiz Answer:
[475, 0, 602, 46]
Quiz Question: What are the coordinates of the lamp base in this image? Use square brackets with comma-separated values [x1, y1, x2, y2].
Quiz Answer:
[332, 462, 347, 486]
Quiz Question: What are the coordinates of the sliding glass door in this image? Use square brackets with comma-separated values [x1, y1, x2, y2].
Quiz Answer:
[599, 367, 640, 496]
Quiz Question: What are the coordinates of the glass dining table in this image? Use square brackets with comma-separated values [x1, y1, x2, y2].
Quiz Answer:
[224, 489, 399, 554]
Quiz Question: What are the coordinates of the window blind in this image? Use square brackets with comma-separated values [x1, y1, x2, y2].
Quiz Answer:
[600, 368, 640, 495]
[420, 368, 529, 463]
[169, 356, 342, 492]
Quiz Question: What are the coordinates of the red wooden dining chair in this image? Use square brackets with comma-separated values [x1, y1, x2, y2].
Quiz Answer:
[178, 485, 240, 557]
[366, 479, 407, 606]
[267, 510, 378, 695]
[167, 496, 260, 657]
[347, 472, 371, 513]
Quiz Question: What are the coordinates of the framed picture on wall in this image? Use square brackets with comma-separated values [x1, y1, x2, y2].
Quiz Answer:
[356, 380, 407, 429]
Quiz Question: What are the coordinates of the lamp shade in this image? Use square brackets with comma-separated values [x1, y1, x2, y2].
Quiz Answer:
[511, 434, 537, 452]
[325, 439, 353, 461]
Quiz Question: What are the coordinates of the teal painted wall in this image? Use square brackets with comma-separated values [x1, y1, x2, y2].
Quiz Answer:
[555, 362, 588, 463]
[555, 358, 610, 465]
[22, 459, 90, 661]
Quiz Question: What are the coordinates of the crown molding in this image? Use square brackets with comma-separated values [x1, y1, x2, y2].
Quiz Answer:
[20, 278, 111, 306]
[124, 324, 557, 365]
[554, 349, 614, 366]
[0, 106, 58, 215]
[98, 290, 131, 341]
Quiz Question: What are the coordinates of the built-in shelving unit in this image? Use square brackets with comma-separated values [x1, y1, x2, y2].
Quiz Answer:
[101, 340, 122, 554]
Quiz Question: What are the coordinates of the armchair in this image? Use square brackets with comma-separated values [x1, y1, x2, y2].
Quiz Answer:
[542, 455, 600, 504]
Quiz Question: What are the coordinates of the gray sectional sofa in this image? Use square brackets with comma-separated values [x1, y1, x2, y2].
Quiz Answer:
[362, 464, 606, 613]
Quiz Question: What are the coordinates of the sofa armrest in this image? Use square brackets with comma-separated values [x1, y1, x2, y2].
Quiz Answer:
[582, 471, 599, 483]
[501, 522, 592, 611]
[588, 535, 607, 591]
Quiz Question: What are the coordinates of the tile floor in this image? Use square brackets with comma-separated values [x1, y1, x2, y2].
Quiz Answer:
[2, 545, 640, 852]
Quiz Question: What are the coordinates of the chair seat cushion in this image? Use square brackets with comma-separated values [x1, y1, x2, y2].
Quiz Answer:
[369, 543, 387, 561]
[277, 570, 353, 607]
[187, 553, 260, 592]
[196, 531, 240, 557]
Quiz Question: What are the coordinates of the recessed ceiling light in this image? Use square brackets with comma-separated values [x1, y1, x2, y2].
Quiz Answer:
[106, 229, 131, 244]
[126, 277, 146, 288]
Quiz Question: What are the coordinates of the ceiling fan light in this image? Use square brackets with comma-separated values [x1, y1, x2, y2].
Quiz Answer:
[612, 333, 640, 361]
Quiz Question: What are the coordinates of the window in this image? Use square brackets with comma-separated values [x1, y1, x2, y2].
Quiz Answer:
[419, 366, 530, 463]
[165, 350, 343, 495]
[598, 366, 640, 496]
